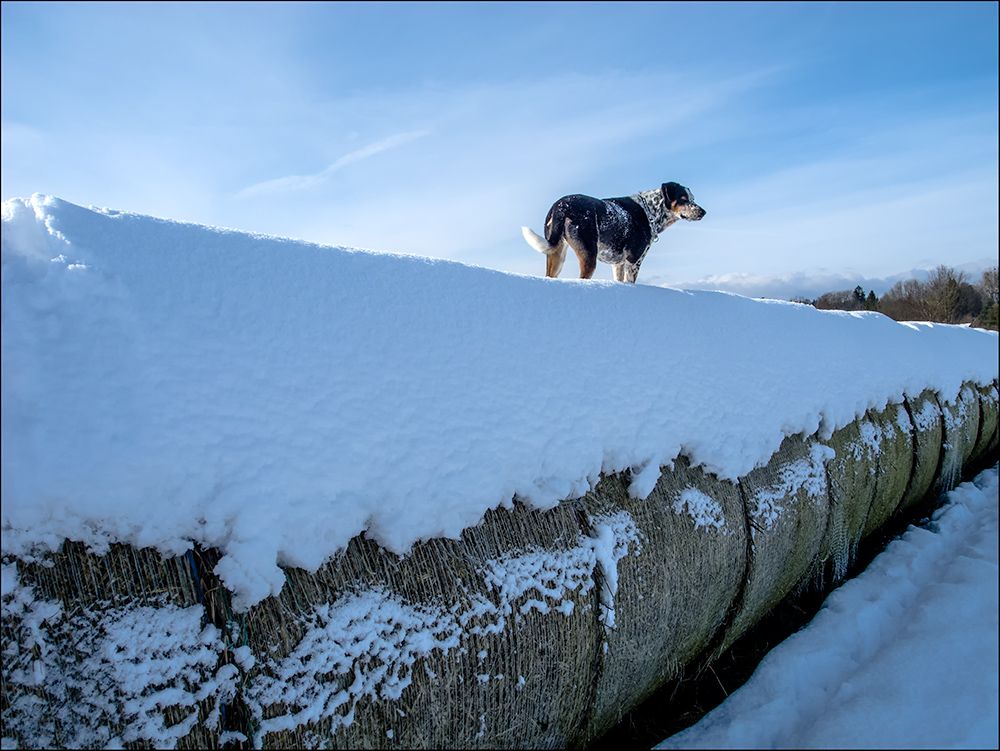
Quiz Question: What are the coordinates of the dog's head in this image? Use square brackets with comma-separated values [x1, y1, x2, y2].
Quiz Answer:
[661, 182, 706, 221]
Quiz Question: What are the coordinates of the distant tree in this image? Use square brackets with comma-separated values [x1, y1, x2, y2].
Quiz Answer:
[814, 265, 995, 325]
[814, 289, 864, 311]
[879, 278, 927, 321]
[972, 267, 999, 330]
[956, 282, 983, 321]
[789, 295, 813, 305]
[931, 278, 962, 322]
[978, 266, 998, 306]
[924, 266, 968, 323]
[977, 300, 999, 330]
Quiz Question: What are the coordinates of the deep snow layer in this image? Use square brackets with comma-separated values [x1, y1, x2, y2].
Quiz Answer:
[2, 195, 997, 609]
[657, 465, 999, 750]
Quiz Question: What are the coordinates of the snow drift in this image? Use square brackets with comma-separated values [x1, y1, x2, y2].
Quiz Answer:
[3, 194, 996, 610]
[2, 195, 998, 748]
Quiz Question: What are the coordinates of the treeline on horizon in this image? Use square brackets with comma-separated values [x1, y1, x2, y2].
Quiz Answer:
[790, 265, 1000, 330]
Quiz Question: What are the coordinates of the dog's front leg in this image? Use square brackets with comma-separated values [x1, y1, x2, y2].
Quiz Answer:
[621, 261, 641, 283]
[612, 263, 626, 282]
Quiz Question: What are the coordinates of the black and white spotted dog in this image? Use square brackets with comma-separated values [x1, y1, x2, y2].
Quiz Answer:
[521, 182, 705, 283]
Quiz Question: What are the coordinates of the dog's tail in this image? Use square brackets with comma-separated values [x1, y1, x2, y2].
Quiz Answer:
[521, 225, 555, 255]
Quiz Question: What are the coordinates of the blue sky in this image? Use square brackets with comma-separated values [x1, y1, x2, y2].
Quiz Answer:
[3, 1, 997, 297]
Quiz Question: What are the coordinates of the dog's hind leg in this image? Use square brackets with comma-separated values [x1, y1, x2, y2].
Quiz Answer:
[523, 225, 568, 278]
[545, 241, 569, 278]
[575, 247, 597, 279]
[564, 220, 599, 280]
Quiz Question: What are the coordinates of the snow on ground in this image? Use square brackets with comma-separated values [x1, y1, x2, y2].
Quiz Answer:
[2, 194, 998, 611]
[657, 464, 999, 751]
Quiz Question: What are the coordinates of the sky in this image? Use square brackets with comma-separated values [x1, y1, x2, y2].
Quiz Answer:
[2, 1, 998, 298]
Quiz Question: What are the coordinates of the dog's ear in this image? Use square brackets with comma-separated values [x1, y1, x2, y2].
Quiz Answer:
[661, 182, 684, 205]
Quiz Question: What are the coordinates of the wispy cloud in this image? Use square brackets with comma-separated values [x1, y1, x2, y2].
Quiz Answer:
[235, 130, 430, 199]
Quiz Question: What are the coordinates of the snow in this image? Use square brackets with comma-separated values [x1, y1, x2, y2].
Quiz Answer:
[1, 194, 997, 749]
[245, 586, 464, 737]
[1, 506, 643, 748]
[673, 486, 727, 533]
[746, 443, 834, 532]
[657, 464, 999, 750]
[2, 194, 997, 613]
[235, 513, 636, 737]
[1, 576, 241, 748]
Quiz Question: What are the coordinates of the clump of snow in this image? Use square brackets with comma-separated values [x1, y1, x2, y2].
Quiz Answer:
[746, 444, 835, 531]
[851, 420, 882, 466]
[938, 386, 979, 491]
[910, 396, 942, 431]
[246, 587, 464, 740]
[894, 403, 914, 434]
[672, 487, 727, 532]
[2, 195, 997, 610]
[657, 464, 1000, 750]
[587, 511, 644, 629]
[480, 543, 594, 621]
[1, 570, 237, 749]
[628, 460, 665, 499]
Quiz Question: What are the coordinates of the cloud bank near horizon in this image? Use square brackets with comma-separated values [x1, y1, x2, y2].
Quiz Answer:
[662, 258, 998, 301]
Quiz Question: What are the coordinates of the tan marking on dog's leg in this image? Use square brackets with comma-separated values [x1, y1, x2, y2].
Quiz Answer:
[546, 242, 568, 278]
[562, 235, 596, 280]
[612, 263, 625, 282]
[623, 262, 640, 283]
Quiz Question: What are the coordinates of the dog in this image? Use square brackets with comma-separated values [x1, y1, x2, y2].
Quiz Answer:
[521, 182, 705, 283]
